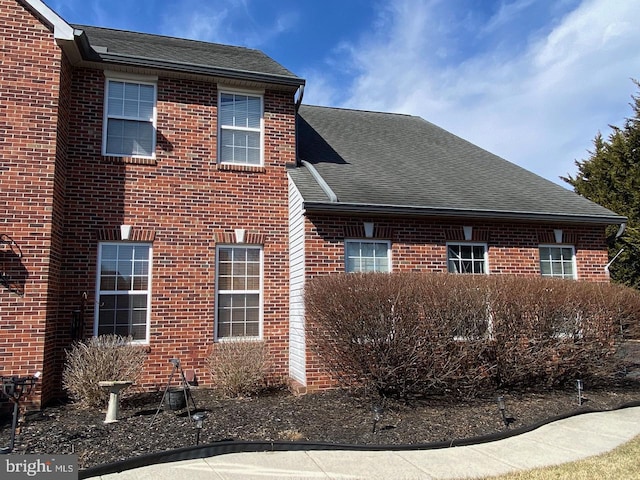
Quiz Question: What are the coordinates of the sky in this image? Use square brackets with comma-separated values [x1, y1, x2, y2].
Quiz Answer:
[48, 0, 640, 187]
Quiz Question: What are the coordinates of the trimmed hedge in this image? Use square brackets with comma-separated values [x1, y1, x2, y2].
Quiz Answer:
[305, 273, 640, 399]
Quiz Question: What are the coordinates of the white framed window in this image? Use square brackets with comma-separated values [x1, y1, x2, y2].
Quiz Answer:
[539, 245, 577, 279]
[345, 240, 391, 273]
[95, 243, 152, 343]
[103, 77, 157, 158]
[215, 246, 263, 339]
[218, 91, 263, 165]
[447, 243, 488, 274]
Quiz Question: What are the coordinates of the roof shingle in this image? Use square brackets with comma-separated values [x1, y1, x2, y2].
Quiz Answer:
[290, 105, 624, 224]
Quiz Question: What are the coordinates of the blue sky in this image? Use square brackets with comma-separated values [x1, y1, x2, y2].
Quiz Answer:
[48, 0, 640, 186]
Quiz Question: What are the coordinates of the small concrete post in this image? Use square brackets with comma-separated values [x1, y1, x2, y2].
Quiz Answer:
[99, 381, 133, 423]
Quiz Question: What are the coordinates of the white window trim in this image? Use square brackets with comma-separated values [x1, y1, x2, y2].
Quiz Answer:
[446, 242, 489, 275]
[94, 242, 153, 344]
[539, 244, 577, 280]
[344, 239, 392, 273]
[217, 89, 264, 166]
[102, 75, 157, 159]
[214, 245, 264, 341]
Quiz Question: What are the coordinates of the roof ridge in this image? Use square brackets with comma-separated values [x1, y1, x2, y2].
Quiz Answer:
[301, 104, 416, 118]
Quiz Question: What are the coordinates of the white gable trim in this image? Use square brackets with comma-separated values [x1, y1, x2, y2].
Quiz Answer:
[22, 0, 74, 40]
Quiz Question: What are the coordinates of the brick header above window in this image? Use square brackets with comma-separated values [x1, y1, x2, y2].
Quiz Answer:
[98, 227, 156, 242]
[213, 231, 266, 244]
[537, 230, 577, 244]
[444, 226, 490, 242]
[343, 225, 393, 239]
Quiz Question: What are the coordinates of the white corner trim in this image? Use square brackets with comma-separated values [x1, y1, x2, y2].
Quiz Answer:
[300, 160, 338, 203]
[23, 0, 74, 40]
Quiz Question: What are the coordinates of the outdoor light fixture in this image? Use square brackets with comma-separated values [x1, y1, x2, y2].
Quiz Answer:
[192, 412, 207, 445]
[497, 396, 509, 429]
[576, 379, 584, 406]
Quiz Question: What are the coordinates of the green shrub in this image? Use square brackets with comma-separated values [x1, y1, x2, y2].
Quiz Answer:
[62, 335, 147, 408]
[206, 340, 272, 398]
[306, 273, 640, 399]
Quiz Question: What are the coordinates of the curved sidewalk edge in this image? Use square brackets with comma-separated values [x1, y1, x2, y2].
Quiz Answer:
[81, 402, 640, 480]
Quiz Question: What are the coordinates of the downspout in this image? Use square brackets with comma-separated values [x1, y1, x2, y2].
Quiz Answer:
[294, 85, 304, 167]
[604, 222, 627, 275]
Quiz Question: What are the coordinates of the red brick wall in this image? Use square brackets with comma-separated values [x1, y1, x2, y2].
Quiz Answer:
[62, 70, 296, 391]
[0, 0, 67, 407]
[303, 214, 611, 389]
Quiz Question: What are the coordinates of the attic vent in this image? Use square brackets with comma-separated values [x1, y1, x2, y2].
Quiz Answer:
[93, 45, 108, 53]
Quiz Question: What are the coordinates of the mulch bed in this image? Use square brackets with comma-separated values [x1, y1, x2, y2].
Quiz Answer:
[1, 381, 639, 470]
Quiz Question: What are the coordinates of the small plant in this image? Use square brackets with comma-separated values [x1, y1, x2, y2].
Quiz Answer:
[62, 335, 147, 408]
[206, 340, 272, 398]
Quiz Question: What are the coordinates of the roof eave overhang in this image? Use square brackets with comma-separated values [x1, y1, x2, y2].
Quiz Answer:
[302, 202, 627, 225]
[71, 36, 305, 89]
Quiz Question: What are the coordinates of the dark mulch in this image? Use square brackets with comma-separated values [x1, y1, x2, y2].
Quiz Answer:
[1, 381, 639, 470]
[1, 341, 639, 470]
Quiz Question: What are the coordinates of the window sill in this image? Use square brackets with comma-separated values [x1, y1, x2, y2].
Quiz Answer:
[216, 163, 266, 173]
[102, 156, 157, 166]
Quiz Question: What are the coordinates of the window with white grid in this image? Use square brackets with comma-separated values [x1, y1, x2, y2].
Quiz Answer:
[539, 245, 576, 279]
[218, 92, 263, 165]
[96, 243, 152, 342]
[216, 246, 262, 339]
[103, 79, 156, 158]
[345, 240, 390, 273]
[447, 243, 488, 274]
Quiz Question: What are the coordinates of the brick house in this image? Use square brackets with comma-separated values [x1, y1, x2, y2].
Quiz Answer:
[1, 0, 625, 406]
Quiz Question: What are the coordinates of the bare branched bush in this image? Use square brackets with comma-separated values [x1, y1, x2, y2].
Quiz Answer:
[306, 273, 640, 399]
[62, 335, 147, 409]
[206, 341, 272, 398]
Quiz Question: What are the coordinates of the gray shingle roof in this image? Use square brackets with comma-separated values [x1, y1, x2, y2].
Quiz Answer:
[290, 105, 624, 224]
[72, 25, 304, 87]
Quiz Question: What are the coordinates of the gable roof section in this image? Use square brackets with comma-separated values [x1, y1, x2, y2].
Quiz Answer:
[71, 25, 304, 88]
[290, 105, 624, 225]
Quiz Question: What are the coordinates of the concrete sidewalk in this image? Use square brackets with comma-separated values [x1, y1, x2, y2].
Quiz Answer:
[88, 406, 640, 480]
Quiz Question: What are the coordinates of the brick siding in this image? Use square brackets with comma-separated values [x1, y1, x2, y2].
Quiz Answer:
[302, 214, 611, 389]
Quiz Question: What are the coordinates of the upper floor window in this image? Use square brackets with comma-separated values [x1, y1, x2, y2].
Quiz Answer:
[103, 78, 156, 158]
[539, 245, 576, 279]
[218, 91, 263, 166]
[345, 240, 390, 273]
[447, 243, 488, 274]
[95, 243, 152, 342]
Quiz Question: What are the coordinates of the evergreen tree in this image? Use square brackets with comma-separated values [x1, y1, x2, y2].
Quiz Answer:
[562, 80, 640, 289]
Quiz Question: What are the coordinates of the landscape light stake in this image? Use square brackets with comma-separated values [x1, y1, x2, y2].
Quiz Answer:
[576, 379, 583, 406]
[371, 403, 384, 434]
[192, 412, 207, 445]
[497, 396, 509, 429]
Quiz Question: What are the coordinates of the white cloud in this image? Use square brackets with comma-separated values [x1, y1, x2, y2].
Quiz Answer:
[307, 0, 640, 186]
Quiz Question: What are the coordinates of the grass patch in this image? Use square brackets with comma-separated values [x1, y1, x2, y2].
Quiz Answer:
[479, 434, 640, 479]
